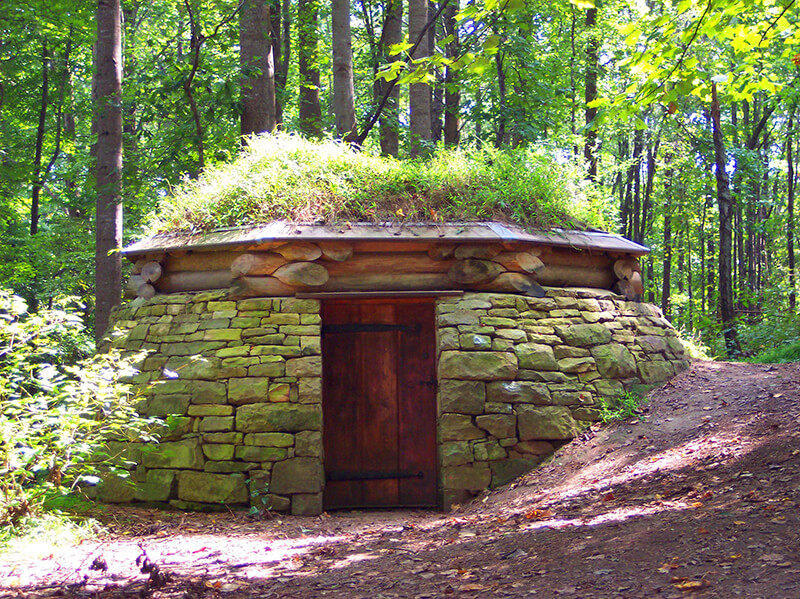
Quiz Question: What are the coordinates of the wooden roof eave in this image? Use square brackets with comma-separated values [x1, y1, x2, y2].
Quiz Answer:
[122, 221, 650, 259]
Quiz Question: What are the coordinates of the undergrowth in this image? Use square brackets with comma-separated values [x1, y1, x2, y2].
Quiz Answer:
[597, 391, 646, 423]
[146, 133, 607, 234]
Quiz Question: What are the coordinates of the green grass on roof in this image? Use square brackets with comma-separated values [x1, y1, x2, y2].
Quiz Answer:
[146, 133, 607, 235]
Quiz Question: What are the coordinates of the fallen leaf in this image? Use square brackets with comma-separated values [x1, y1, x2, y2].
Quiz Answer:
[659, 562, 681, 573]
[458, 583, 488, 591]
[672, 579, 710, 591]
[697, 527, 710, 534]
[602, 492, 616, 502]
[525, 509, 553, 519]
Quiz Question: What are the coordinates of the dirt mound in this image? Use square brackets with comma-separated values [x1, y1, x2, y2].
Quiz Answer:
[2, 361, 799, 599]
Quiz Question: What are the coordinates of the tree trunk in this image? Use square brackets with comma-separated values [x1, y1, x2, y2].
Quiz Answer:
[442, 0, 460, 146]
[789, 111, 797, 312]
[297, 0, 323, 138]
[94, 0, 124, 342]
[240, 0, 277, 137]
[31, 41, 49, 236]
[332, 0, 357, 141]
[631, 127, 643, 241]
[639, 132, 660, 244]
[494, 49, 506, 149]
[378, 0, 403, 156]
[409, 0, 431, 156]
[429, 0, 443, 144]
[270, 0, 285, 125]
[662, 192, 672, 319]
[711, 83, 739, 355]
[583, 3, 599, 180]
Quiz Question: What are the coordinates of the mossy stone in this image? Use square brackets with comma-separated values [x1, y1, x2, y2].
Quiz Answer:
[554, 324, 612, 347]
[439, 380, 485, 415]
[517, 405, 577, 441]
[514, 343, 558, 371]
[438, 351, 518, 381]
[591, 343, 637, 378]
[270, 458, 324, 494]
[177, 471, 248, 504]
[236, 403, 322, 433]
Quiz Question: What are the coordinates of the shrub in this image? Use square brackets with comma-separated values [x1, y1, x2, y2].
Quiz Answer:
[0, 290, 156, 526]
[597, 391, 646, 423]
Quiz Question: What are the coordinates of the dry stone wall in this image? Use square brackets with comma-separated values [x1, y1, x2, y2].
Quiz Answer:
[435, 288, 688, 507]
[102, 291, 325, 516]
[103, 286, 688, 514]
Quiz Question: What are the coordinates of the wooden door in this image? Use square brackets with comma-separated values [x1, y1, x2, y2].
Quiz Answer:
[322, 298, 438, 509]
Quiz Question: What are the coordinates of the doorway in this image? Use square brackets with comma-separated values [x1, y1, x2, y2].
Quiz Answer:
[321, 298, 438, 509]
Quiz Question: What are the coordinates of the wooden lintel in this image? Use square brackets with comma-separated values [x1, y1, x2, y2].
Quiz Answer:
[296, 290, 465, 299]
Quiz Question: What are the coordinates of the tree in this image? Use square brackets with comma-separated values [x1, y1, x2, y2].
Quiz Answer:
[378, 0, 403, 155]
[442, 0, 460, 146]
[408, 0, 431, 156]
[332, 0, 357, 142]
[94, 0, 123, 342]
[583, 1, 599, 180]
[240, 0, 277, 137]
[711, 83, 740, 355]
[297, 0, 323, 138]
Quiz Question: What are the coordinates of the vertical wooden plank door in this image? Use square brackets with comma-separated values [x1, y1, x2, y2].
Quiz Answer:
[322, 298, 438, 509]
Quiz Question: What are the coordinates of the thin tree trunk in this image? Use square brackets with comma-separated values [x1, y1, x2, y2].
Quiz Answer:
[183, 0, 205, 175]
[494, 49, 506, 148]
[583, 3, 599, 180]
[632, 128, 643, 242]
[570, 5, 578, 158]
[662, 208, 672, 318]
[94, 0, 124, 342]
[429, 1, 443, 144]
[298, 0, 323, 138]
[240, 0, 277, 137]
[640, 131, 660, 244]
[270, 0, 285, 125]
[789, 111, 797, 312]
[442, 0, 460, 146]
[31, 41, 49, 236]
[332, 0, 357, 141]
[379, 0, 403, 155]
[409, 0, 431, 156]
[711, 83, 739, 355]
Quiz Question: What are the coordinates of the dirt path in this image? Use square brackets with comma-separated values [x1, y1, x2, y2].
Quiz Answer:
[2, 360, 799, 599]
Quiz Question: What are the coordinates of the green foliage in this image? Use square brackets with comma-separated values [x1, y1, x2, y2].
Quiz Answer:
[597, 390, 646, 423]
[0, 290, 156, 526]
[0, 511, 99, 556]
[742, 314, 800, 363]
[750, 338, 800, 364]
[146, 133, 604, 234]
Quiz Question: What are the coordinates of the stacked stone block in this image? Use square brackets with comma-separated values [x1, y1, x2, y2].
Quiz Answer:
[436, 288, 688, 507]
[103, 286, 688, 514]
[103, 291, 324, 515]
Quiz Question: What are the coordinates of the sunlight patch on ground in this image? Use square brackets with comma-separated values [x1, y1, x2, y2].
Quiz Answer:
[517, 502, 689, 533]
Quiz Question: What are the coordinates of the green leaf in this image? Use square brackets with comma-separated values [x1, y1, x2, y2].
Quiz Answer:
[387, 42, 414, 56]
[467, 56, 493, 75]
[483, 34, 501, 50]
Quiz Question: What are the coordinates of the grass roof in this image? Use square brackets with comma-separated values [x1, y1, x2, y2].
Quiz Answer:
[146, 134, 607, 235]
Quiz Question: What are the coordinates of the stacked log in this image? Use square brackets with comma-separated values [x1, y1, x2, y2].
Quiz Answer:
[123, 238, 640, 300]
[613, 257, 643, 300]
[228, 243, 332, 299]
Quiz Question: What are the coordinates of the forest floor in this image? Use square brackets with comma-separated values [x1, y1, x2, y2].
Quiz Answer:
[2, 360, 799, 599]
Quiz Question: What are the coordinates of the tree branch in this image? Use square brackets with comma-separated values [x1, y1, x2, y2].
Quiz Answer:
[355, 0, 450, 146]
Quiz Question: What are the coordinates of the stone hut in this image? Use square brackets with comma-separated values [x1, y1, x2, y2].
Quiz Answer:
[105, 221, 688, 514]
